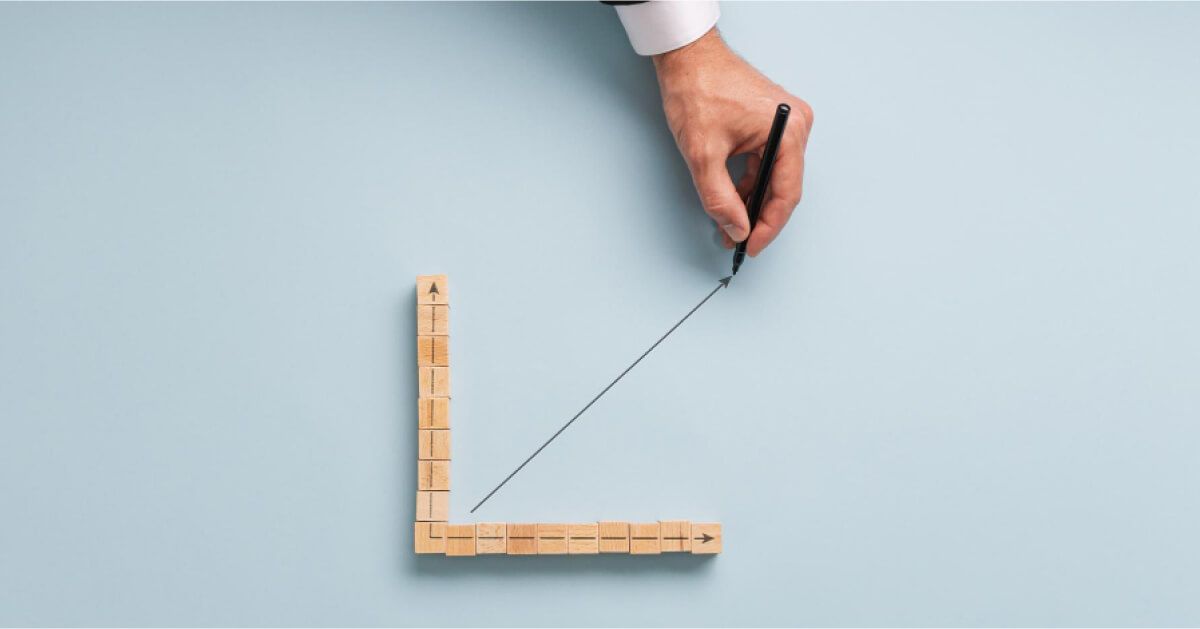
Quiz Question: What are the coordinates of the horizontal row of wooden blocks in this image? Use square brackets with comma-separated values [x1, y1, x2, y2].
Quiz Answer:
[414, 521, 721, 556]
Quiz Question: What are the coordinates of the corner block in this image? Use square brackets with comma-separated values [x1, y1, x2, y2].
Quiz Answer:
[414, 522, 446, 554]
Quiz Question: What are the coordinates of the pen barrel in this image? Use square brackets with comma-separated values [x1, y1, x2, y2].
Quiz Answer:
[744, 104, 792, 231]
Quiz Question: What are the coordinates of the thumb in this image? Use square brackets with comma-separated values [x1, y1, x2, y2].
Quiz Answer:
[689, 158, 750, 242]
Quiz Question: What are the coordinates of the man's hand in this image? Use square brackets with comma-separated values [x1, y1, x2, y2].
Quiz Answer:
[653, 28, 813, 256]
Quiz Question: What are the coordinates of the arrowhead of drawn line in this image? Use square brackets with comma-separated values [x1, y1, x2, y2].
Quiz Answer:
[696, 533, 714, 543]
[718, 276, 731, 288]
[428, 282, 440, 295]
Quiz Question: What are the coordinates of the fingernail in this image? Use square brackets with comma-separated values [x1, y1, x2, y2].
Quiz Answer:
[722, 224, 746, 242]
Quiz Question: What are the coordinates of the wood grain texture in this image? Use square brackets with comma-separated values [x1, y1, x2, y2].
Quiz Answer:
[690, 522, 722, 554]
[417, 304, 449, 336]
[415, 490, 449, 522]
[417, 335, 449, 366]
[659, 520, 691, 552]
[475, 523, 507, 554]
[506, 523, 537, 555]
[417, 397, 450, 429]
[417, 460, 450, 491]
[445, 524, 476, 557]
[537, 523, 568, 555]
[416, 274, 449, 305]
[414, 522, 446, 554]
[598, 521, 630, 553]
[629, 523, 661, 555]
[417, 429, 451, 460]
[418, 366, 450, 397]
[567, 523, 599, 555]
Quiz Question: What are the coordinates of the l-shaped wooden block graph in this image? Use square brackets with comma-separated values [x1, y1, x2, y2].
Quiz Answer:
[413, 274, 722, 556]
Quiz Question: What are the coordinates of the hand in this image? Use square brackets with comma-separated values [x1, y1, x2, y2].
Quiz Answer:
[653, 28, 813, 256]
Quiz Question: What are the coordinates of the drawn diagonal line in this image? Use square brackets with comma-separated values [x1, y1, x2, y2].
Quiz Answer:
[469, 276, 731, 513]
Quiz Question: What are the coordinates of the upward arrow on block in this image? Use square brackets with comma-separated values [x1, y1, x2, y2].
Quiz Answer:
[428, 283, 440, 296]
[470, 276, 733, 513]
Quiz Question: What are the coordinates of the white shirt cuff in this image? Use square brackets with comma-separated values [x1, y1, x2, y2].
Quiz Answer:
[614, 1, 720, 56]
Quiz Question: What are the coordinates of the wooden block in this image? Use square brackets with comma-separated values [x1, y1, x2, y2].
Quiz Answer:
[415, 398, 448, 427]
[414, 521, 446, 554]
[598, 521, 630, 553]
[418, 429, 451, 460]
[445, 523, 476, 557]
[415, 491, 448, 522]
[476, 523, 507, 554]
[417, 460, 449, 491]
[417, 304, 449, 336]
[567, 523, 599, 555]
[629, 523, 661, 555]
[417, 397, 450, 429]
[416, 274, 449, 305]
[506, 524, 537, 555]
[690, 522, 722, 555]
[418, 366, 450, 397]
[417, 335, 449, 367]
[537, 524, 568, 555]
[659, 520, 691, 552]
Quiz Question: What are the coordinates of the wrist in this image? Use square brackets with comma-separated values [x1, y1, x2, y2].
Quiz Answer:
[652, 27, 725, 75]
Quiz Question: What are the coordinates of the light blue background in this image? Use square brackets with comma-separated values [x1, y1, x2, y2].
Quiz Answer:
[2, 2, 1198, 626]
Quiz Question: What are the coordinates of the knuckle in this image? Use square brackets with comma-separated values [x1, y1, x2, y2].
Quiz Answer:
[682, 143, 713, 166]
[797, 101, 814, 130]
[680, 131, 720, 165]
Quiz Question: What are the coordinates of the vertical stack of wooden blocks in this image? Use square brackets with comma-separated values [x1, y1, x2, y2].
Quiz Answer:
[414, 274, 450, 554]
[411, 274, 722, 557]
